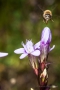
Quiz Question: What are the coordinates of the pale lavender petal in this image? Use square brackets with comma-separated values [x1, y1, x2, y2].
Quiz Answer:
[49, 45, 55, 52]
[20, 53, 28, 59]
[14, 48, 25, 54]
[41, 27, 52, 44]
[0, 52, 8, 57]
[34, 41, 40, 49]
[22, 42, 28, 53]
[31, 50, 40, 56]
[26, 40, 34, 53]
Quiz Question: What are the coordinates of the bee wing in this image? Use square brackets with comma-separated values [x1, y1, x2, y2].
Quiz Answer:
[37, 4, 44, 12]
[50, 4, 57, 12]
[29, 12, 43, 23]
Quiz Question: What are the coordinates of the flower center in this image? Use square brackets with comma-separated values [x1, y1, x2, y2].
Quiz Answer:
[27, 46, 34, 53]
[26, 40, 34, 53]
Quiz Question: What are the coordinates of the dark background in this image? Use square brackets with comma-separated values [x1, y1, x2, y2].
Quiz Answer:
[0, 0, 60, 90]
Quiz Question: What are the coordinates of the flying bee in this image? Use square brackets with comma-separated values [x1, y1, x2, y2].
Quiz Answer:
[38, 5, 55, 23]
[30, 5, 59, 24]
[43, 10, 54, 23]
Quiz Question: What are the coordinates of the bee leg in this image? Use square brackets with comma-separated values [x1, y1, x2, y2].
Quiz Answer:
[43, 20, 45, 23]
[46, 20, 48, 24]
[52, 19, 54, 22]
[50, 18, 54, 22]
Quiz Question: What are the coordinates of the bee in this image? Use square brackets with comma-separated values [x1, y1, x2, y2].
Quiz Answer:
[43, 10, 54, 23]
[38, 5, 54, 23]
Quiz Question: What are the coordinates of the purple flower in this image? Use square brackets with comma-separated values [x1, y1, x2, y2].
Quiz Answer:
[0, 52, 8, 57]
[14, 40, 40, 59]
[40, 27, 55, 61]
[40, 27, 55, 52]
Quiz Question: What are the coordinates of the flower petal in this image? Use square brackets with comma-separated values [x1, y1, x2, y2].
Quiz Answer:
[34, 41, 40, 49]
[49, 45, 55, 52]
[20, 53, 28, 59]
[22, 42, 28, 53]
[31, 50, 40, 56]
[41, 27, 52, 44]
[14, 48, 25, 54]
[0, 52, 8, 57]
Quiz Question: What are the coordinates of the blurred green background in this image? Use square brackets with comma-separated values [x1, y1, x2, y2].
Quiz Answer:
[0, 0, 60, 90]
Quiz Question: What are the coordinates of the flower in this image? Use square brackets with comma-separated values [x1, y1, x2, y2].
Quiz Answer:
[40, 27, 55, 62]
[14, 40, 40, 59]
[0, 52, 8, 57]
[40, 27, 55, 54]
